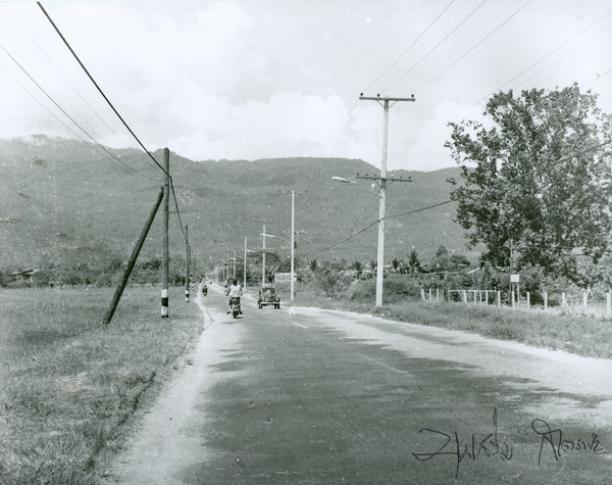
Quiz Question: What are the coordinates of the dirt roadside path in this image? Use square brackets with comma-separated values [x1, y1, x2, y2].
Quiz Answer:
[103, 288, 242, 485]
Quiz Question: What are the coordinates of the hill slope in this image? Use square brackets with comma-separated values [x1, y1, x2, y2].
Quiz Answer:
[0, 135, 472, 273]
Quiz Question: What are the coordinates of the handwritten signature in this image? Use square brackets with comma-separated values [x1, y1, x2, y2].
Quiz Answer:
[531, 418, 605, 465]
[412, 408, 513, 478]
[411, 409, 605, 478]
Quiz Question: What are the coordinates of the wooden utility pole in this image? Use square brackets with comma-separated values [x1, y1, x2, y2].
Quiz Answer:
[184, 225, 190, 303]
[103, 187, 164, 325]
[358, 93, 415, 307]
[161, 148, 170, 318]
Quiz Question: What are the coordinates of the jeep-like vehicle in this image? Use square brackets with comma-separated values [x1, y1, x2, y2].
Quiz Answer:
[258, 283, 281, 309]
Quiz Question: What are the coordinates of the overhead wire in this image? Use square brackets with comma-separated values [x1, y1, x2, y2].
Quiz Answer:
[512, 21, 612, 92]
[364, 0, 456, 92]
[318, 200, 454, 253]
[31, 36, 135, 148]
[415, 0, 532, 95]
[477, 11, 612, 103]
[0, 44, 156, 182]
[36, 1, 168, 177]
[37, 1, 189, 240]
[382, 0, 488, 92]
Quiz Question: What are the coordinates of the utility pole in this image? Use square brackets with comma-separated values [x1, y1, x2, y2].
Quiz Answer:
[233, 249, 237, 279]
[279, 190, 307, 302]
[509, 239, 514, 307]
[161, 147, 170, 318]
[243, 237, 247, 289]
[262, 224, 266, 286]
[359, 93, 415, 307]
[184, 225, 190, 303]
[103, 187, 164, 325]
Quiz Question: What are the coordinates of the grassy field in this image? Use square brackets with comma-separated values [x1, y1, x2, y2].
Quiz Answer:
[0, 286, 202, 485]
[291, 289, 612, 359]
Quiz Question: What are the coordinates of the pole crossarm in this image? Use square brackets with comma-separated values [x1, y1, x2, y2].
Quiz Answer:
[359, 95, 415, 102]
[356, 174, 413, 183]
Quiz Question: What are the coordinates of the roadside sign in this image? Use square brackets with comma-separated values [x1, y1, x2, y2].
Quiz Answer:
[274, 272, 296, 283]
[510, 274, 520, 283]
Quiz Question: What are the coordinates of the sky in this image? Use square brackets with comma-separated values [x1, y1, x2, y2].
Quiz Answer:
[0, 0, 611, 171]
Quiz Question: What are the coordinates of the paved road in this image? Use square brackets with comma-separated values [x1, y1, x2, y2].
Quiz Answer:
[110, 287, 612, 484]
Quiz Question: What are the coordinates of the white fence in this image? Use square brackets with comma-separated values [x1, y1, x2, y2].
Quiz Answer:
[420, 287, 612, 319]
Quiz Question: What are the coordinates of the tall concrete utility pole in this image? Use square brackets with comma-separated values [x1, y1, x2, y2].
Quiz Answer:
[359, 94, 415, 307]
[161, 147, 170, 318]
[243, 237, 247, 289]
[279, 190, 307, 302]
[262, 224, 266, 286]
[233, 249, 237, 279]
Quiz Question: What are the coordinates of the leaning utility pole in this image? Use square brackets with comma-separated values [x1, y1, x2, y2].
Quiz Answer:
[359, 93, 415, 307]
[161, 147, 170, 318]
[103, 187, 164, 325]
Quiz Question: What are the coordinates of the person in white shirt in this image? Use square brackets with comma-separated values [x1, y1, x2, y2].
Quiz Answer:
[226, 280, 243, 314]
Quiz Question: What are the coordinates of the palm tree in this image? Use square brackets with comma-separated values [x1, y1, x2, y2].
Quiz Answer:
[351, 260, 363, 280]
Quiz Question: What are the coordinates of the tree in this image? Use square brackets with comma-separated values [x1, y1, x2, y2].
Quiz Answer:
[408, 249, 420, 275]
[351, 260, 364, 280]
[446, 85, 612, 274]
[391, 258, 401, 273]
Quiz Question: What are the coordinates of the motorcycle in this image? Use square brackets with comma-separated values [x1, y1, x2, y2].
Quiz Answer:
[229, 297, 241, 318]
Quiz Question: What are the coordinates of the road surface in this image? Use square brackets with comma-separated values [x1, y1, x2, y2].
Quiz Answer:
[108, 287, 612, 484]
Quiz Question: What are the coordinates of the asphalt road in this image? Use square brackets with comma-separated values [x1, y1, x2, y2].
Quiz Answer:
[110, 287, 612, 485]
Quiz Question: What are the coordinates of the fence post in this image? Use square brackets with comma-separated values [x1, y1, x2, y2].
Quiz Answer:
[526, 291, 530, 309]
[562, 292, 567, 307]
[428, 288, 432, 301]
[607, 291, 611, 319]
[496, 290, 501, 307]
[543, 291, 548, 310]
[463, 290, 467, 304]
[436, 288, 440, 302]
[582, 290, 588, 309]
[421, 288, 425, 301]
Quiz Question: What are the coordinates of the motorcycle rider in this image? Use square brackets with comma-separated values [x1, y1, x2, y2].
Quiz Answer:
[226, 279, 243, 314]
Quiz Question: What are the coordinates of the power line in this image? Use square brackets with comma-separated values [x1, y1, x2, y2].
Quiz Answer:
[37, 1, 168, 177]
[512, 21, 612, 92]
[364, 0, 456, 92]
[415, 0, 532, 94]
[31, 37, 126, 140]
[0, 44, 155, 182]
[319, 200, 454, 253]
[382, 0, 488, 92]
[478, 11, 612, 103]
[169, 179, 187, 238]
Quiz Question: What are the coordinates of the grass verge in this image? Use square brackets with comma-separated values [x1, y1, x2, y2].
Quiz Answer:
[292, 289, 612, 359]
[0, 286, 202, 484]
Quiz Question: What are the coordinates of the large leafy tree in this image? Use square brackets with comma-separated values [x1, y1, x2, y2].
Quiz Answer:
[446, 85, 612, 273]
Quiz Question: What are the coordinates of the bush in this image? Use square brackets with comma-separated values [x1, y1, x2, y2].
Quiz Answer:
[350, 274, 422, 303]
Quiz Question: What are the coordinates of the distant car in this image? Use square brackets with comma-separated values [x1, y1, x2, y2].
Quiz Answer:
[258, 284, 281, 309]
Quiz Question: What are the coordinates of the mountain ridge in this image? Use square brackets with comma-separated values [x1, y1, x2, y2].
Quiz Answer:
[1, 135, 473, 272]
